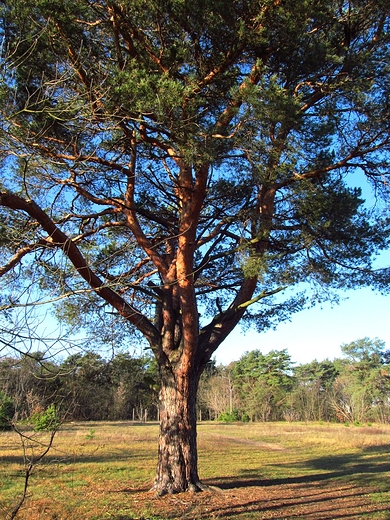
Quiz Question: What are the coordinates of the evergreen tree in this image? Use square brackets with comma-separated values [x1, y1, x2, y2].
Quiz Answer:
[1, 0, 390, 493]
[333, 338, 390, 423]
[233, 349, 293, 420]
[290, 360, 339, 421]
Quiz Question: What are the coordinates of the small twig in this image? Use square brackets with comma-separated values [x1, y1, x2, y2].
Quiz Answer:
[7, 423, 58, 520]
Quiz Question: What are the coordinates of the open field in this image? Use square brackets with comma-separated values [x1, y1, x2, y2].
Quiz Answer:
[1, 421, 390, 519]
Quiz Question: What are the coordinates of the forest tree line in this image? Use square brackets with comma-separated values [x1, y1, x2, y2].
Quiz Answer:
[1, 337, 389, 427]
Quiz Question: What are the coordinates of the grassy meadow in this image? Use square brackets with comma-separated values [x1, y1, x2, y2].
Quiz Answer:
[1, 421, 390, 519]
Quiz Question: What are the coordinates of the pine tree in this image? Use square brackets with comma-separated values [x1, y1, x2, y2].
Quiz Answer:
[1, 0, 390, 494]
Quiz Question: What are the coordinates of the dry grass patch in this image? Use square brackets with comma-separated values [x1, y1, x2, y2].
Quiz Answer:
[1, 421, 390, 519]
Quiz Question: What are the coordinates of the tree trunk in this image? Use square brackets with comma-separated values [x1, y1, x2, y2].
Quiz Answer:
[152, 364, 204, 495]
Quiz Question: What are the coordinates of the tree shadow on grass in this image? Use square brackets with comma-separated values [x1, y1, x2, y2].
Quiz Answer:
[186, 448, 390, 520]
[187, 486, 390, 520]
[110, 480, 390, 520]
[105, 448, 390, 520]
[0, 449, 145, 465]
[208, 448, 390, 489]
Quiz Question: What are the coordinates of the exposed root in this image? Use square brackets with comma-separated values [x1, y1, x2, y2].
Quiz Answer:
[194, 481, 224, 493]
[150, 480, 222, 496]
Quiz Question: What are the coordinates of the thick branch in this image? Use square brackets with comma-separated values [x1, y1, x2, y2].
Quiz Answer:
[0, 239, 50, 277]
[214, 62, 263, 135]
[0, 191, 159, 346]
[198, 285, 286, 363]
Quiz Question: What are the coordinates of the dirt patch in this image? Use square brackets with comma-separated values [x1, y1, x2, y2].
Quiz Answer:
[126, 480, 389, 519]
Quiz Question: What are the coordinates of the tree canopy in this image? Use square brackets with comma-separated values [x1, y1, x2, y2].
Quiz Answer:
[1, 0, 390, 494]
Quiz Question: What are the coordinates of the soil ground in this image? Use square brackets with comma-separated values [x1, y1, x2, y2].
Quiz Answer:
[116, 479, 390, 519]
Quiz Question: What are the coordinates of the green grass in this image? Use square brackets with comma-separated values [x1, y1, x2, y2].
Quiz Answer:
[1, 421, 390, 519]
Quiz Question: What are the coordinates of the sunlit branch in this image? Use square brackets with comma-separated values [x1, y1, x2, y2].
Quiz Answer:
[0, 239, 51, 277]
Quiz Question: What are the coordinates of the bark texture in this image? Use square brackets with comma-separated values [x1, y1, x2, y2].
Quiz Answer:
[153, 365, 202, 495]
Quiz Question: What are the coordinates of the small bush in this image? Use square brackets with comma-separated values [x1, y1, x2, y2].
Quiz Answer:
[85, 428, 95, 440]
[0, 392, 15, 430]
[217, 411, 239, 422]
[31, 404, 60, 432]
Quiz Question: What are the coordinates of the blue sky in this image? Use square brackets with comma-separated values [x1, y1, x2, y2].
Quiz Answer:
[215, 286, 389, 366]
[8, 277, 388, 368]
[212, 172, 388, 368]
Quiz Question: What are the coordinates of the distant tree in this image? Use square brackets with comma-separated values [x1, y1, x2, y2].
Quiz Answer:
[0, 353, 62, 420]
[233, 349, 293, 420]
[1, 0, 390, 493]
[341, 337, 388, 367]
[332, 338, 390, 423]
[199, 363, 235, 420]
[109, 352, 159, 421]
[0, 390, 14, 429]
[0, 357, 19, 409]
[60, 352, 113, 420]
[290, 360, 338, 421]
[105, 353, 137, 420]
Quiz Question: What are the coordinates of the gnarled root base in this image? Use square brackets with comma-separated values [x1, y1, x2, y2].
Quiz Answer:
[151, 479, 214, 497]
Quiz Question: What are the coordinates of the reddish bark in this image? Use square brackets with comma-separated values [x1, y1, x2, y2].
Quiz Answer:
[152, 364, 203, 495]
